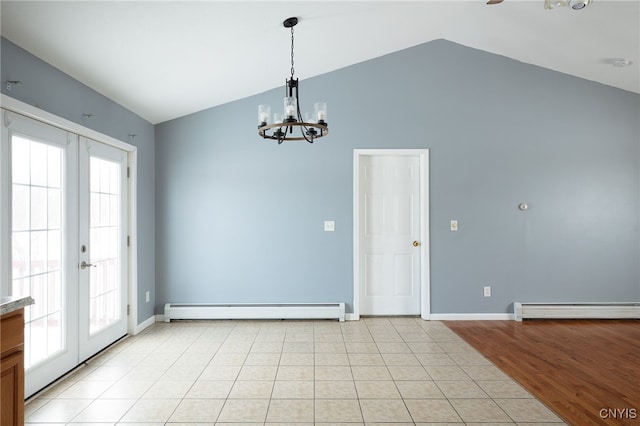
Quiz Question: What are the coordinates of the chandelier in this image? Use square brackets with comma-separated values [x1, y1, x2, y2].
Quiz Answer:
[258, 17, 328, 144]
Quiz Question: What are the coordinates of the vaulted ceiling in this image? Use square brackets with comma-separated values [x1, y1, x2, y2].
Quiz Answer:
[1, 1, 638, 124]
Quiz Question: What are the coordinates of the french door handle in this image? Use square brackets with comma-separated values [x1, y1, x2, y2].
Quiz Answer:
[412, 240, 421, 247]
[80, 261, 96, 269]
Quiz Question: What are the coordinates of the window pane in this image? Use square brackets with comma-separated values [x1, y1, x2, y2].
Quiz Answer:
[90, 157, 99, 193]
[28, 317, 47, 367]
[99, 159, 110, 193]
[47, 230, 61, 271]
[31, 186, 48, 230]
[90, 193, 99, 228]
[47, 271, 62, 313]
[12, 277, 30, 300]
[30, 274, 46, 319]
[30, 231, 47, 276]
[12, 136, 30, 184]
[100, 193, 110, 227]
[47, 312, 63, 354]
[47, 145, 62, 188]
[12, 232, 30, 279]
[48, 188, 61, 229]
[30, 141, 48, 187]
[12, 184, 30, 231]
[109, 194, 118, 226]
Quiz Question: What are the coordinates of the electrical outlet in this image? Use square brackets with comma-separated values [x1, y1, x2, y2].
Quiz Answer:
[483, 286, 491, 297]
[146, 291, 150, 303]
[324, 220, 335, 232]
[450, 220, 458, 231]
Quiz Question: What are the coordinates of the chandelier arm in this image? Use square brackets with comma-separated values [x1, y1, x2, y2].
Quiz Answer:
[278, 124, 285, 144]
[300, 123, 313, 144]
[294, 85, 314, 144]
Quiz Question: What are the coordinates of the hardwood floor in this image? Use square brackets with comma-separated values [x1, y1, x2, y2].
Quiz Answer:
[446, 319, 640, 426]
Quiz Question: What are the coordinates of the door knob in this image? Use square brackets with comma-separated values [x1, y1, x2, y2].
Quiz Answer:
[80, 261, 96, 269]
[412, 240, 421, 247]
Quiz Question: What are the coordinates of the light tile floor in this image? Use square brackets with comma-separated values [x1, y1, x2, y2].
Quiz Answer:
[25, 317, 567, 425]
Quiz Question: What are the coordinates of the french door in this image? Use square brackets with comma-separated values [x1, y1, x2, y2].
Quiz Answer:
[78, 137, 128, 361]
[1, 110, 128, 397]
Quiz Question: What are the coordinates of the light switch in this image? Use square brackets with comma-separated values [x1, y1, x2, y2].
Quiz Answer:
[450, 220, 458, 231]
[324, 220, 335, 232]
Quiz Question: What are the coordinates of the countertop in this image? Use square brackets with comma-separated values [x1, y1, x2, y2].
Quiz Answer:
[0, 296, 35, 316]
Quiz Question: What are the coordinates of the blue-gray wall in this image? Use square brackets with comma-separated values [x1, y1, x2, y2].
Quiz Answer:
[155, 39, 640, 314]
[1, 37, 156, 324]
[2, 34, 638, 318]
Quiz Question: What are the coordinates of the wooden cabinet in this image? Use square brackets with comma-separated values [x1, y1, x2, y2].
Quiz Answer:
[1, 308, 25, 426]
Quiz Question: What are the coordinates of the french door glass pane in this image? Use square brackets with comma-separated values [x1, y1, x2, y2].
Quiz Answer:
[88, 156, 121, 334]
[11, 136, 64, 369]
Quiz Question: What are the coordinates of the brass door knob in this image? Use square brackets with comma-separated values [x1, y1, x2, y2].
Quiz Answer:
[412, 240, 421, 247]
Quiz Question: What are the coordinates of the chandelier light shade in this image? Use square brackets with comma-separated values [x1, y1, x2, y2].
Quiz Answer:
[258, 17, 328, 144]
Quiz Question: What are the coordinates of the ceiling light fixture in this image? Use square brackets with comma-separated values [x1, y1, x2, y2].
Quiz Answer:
[258, 17, 328, 144]
[611, 58, 633, 67]
[543, 0, 592, 9]
[568, 0, 591, 9]
[492, 0, 591, 8]
[544, 0, 567, 9]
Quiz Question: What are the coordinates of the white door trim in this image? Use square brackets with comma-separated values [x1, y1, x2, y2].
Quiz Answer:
[353, 149, 430, 320]
[1, 94, 139, 336]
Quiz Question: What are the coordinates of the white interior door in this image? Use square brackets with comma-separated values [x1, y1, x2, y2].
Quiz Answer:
[2, 110, 129, 397]
[78, 137, 128, 361]
[355, 150, 429, 317]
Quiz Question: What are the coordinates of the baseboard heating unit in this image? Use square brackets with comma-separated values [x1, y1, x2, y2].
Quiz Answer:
[164, 303, 346, 322]
[514, 302, 640, 321]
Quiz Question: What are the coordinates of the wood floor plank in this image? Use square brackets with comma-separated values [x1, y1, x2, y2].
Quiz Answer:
[446, 319, 640, 426]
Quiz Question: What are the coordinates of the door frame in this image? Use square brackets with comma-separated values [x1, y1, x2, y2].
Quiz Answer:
[353, 149, 430, 320]
[1, 94, 139, 337]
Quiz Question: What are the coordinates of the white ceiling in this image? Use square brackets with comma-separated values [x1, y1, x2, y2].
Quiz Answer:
[1, 1, 638, 124]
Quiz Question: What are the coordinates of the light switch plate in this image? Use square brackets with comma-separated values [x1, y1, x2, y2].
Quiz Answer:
[450, 220, 458, 231]
[324, 220, 335, 232]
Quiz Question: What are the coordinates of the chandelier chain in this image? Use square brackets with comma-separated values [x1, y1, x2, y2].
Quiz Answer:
[290, 26, 295, 79]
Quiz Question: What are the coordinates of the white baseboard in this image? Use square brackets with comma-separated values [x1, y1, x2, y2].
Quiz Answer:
[514, 302, 640, 321]
[155, 312, 352, 322]
[430, 313, 514, 321]
[163, 302, 346, 322]
[150, 312, 512, 322]
[132, 315, 156, 335]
